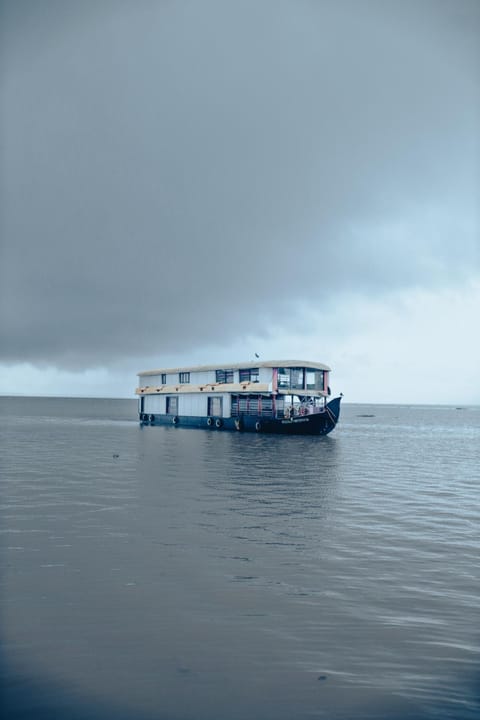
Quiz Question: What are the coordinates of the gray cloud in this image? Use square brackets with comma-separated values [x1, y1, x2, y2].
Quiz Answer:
[1, 0, 478, 368]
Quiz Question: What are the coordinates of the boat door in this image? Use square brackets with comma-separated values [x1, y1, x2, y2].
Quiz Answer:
[207, 397, 223, 417]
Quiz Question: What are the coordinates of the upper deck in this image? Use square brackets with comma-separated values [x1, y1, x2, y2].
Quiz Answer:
[136, 360, 331, 397]
[138, 360, 330, 377]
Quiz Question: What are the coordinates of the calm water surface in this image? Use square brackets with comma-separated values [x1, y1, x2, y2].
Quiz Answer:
[1, 397, 479, 719]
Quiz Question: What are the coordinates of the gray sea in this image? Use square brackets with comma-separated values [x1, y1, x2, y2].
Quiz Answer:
[1, 396, 479, 720]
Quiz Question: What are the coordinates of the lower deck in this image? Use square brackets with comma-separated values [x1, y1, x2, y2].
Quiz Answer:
[139, 392, 327, 422]
[139, 395, 342, 435]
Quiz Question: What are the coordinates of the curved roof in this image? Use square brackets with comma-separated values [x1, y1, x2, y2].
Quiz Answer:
[138, 360, 331, 377]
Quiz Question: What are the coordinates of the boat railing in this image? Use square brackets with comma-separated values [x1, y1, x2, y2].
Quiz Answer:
[279, 404, 325, 419]
[230, 399, 326, 419]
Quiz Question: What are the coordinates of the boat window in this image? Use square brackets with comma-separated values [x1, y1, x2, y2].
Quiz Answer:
[306, 369, 324, 391]
[290, 368, 304, 390]
[277, 368, 304, 389]
[247, 395, 261, 415]
[238, 396, 248, 413]
[161, 374, 167, 384]
[239, 368, 259, 383]
[179, 372, 190, 383]
[260, 396, 273, 417]
[166, 396, 178, 414]
[275, 396, 285, 417]
[216, 369, 234, 383]
[208, 396, 223, 417]
[232, 394, 261, 414]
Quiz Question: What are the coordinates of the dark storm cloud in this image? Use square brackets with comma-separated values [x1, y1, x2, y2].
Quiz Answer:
[1, 0, 478, 368]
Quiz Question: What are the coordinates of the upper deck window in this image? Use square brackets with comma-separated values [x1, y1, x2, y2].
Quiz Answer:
[306, 369, 325, 391]
[239, 368, 259, 383]
[290, 368, 304, 390]
[161, 374, 167, 384]
[179, 372, 190, 383]
[277, 367, 304, 390]
[216, 369, 234, 383]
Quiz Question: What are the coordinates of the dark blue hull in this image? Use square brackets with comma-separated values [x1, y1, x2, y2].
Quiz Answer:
[140, 397, 342, 436]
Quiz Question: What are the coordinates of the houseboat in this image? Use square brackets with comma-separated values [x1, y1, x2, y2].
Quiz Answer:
[136, 360, 342, 435]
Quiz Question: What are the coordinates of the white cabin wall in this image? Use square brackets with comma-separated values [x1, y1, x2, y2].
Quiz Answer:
[178, 393, 231, 417]
[139, 368, 276, 388]
[222, 393, 231, 417]
[179, 394, 205, 416]
[143, 395, 166, 413]
[139, 370, 218, 387]
[140, 374, 161, 387]
[141, 391, 232, 416]
[190, 371, 215, 385]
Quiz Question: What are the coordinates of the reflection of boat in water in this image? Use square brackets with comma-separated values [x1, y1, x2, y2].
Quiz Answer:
[136, 360, 342, 435]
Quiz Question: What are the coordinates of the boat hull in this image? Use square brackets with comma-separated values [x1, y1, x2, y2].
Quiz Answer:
[139, 397, 342, 436]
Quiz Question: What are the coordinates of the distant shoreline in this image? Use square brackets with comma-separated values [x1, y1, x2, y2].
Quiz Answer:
[1, 395, 478, 408]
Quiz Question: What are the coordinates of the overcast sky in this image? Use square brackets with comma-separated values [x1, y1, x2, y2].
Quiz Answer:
[1, 0, 479, 403]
